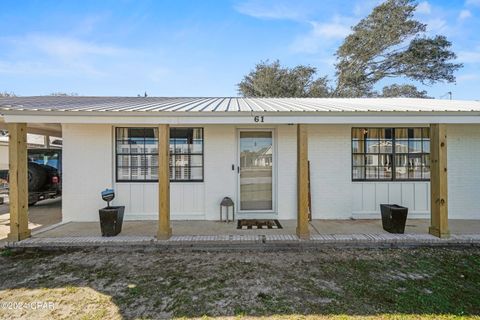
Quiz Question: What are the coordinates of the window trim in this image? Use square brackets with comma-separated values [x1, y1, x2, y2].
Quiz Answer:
[351, 127, 430, 182]
[115, 127, 204, 183]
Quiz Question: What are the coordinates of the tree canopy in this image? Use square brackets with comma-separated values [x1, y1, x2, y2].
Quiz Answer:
[380, 84, 432, 98]
[238, 0, 462, 98]
[237, 60, 331, 98]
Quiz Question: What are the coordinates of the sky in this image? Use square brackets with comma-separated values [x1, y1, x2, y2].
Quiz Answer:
[0, 0, 479, 99]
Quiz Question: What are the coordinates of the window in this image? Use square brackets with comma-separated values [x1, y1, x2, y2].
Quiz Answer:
[116, 128, 159, 181]
[169, 128, 204, 181]
[352, 128, 430, 181]
[115, 127, 203, 182]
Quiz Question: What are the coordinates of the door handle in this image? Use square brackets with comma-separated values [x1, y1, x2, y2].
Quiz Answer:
[237, 166, 240, 174]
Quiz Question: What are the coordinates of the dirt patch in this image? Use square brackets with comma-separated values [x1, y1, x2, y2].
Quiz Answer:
[0, 247, 479, 319]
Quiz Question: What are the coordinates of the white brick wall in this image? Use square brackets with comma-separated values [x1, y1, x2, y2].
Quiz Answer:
[448, 124, 480, 219]
[308, 125, 353, 219]
[62, 124, 113, 222]
[203, 125, 236, 220]
[308, 124, 431, 219]
[276, 125, 297, 219]
[61, 123, 480, 222]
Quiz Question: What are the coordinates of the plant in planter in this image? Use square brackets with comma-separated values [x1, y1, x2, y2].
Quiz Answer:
[99, 189, 125, 236]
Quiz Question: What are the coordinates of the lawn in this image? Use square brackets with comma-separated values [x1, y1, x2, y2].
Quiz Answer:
[0, 247, 479, 319]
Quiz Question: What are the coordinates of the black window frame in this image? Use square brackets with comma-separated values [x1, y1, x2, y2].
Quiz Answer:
[351, 127, 430, 182]
[115, 127, 204, 183]
[169, 127, 204, 182]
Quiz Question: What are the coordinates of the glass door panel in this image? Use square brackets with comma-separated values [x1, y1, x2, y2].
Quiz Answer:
[239, 131, 273, 211]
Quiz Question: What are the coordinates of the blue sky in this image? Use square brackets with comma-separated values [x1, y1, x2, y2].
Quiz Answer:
[0, 0, 479, 99]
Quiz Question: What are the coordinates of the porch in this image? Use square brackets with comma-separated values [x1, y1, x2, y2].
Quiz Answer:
[28, 219, 480, 238]
[3, 122, 452, 243]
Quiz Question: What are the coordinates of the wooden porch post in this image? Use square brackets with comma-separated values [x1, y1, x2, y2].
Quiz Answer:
[157, 124, 172, 240]
[429, 124, 450, 238]
[297, 124, 310, 239]
[7, 123, 31, 241]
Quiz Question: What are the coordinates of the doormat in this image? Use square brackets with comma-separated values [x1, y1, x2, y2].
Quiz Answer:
[237, 219, 283, 230]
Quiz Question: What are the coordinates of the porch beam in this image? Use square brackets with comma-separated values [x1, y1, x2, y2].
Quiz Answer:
[7, 123, 31, 241]
[429, 124, 449, 238]
[157, 124, 172, 240]
[296, 124, 310, 239]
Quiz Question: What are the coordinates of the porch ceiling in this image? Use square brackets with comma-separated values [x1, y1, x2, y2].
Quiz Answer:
[0, 119, 61, 137]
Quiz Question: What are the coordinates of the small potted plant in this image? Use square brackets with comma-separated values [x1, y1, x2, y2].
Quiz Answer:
[99, 189, 125, 236]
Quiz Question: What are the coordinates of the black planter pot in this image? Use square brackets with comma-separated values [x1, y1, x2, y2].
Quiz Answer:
[99, 206, 125, 236]
[380, 204, 408, 234]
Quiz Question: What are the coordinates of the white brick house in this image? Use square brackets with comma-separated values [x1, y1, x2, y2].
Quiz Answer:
[1, 96, 479, 240]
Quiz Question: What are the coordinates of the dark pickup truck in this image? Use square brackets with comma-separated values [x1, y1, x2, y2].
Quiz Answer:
[0, 149, 62, 206]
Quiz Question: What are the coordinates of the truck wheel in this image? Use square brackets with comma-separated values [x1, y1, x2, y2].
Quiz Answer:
[28, 162, 47, 192]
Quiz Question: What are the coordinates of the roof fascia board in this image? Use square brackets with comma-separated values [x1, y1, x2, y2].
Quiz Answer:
[3, 113, 480, 124]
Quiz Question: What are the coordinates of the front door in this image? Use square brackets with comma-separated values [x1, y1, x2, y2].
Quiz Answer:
[238, 130, 274, 214]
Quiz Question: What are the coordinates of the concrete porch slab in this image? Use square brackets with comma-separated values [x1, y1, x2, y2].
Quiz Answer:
[32, 220, 316, 238]
[30, 219, 480, 239]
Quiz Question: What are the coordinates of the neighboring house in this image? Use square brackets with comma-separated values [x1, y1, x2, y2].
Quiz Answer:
[0, 96, 479, 240]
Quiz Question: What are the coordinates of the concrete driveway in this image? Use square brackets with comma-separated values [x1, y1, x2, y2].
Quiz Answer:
[0, 196, 62, 246]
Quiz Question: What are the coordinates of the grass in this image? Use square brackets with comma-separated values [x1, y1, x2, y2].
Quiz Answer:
[0, 248, 479, 319]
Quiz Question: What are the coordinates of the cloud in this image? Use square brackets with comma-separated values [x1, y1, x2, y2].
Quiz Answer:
[9, 34, 127, 61]
[234, 1, 354, 56]
[0, 61, 69, 76]
[290, 16, 353, 55]
[458, 49, 480, 63]
[310, 21, 351, 39]
[234, 0, 307, 21]
[458, 9, 472, 20]
[290, 19, 351, 54]
[466, 0, 480, 6]
[0, 34, 134, 77]
[353, 0, 381, 17]
[456, 73, 480, 82]
[425, 18, 448, 33]
[417, 2, 432, 14]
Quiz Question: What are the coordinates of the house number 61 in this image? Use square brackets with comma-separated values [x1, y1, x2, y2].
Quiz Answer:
[254, 116, 264, 123]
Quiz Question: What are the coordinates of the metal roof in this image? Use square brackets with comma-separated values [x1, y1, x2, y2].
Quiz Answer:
[0, 96, 480, 113]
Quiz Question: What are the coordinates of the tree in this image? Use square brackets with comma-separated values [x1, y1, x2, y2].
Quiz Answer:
[334, 0, 462, 97]
[239, 0, 463, 98]
[238, 60, 331, 97]
[0, 92, 15, 97]
[380, 84, 432, 98]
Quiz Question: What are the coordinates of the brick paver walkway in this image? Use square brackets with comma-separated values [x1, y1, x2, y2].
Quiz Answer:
[7, 232, 480, 249]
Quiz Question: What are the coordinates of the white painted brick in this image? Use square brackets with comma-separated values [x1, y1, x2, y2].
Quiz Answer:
[448, 124, 480, 219]
[62, 123, 480, 222]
